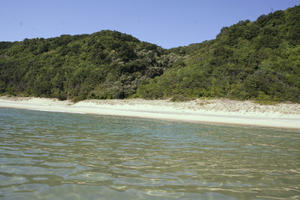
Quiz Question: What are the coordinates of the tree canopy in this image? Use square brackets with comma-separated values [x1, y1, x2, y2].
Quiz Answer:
[137, 6, 300, 103]
[1, 6, 300, 102]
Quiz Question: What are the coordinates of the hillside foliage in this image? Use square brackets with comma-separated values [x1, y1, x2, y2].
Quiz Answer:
[0, 31, 179, 101]
[1, 6, 300, 102]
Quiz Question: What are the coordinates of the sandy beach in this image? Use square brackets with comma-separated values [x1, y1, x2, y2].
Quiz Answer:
[0, 96, 299, 129]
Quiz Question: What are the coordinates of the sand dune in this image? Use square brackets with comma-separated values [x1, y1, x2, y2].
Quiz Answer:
[0, 96, 299, 129]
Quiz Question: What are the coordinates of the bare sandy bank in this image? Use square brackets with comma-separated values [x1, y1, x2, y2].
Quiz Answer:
[0, 96, 300, 129]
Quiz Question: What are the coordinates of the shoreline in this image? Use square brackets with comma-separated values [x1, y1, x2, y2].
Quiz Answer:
[0, 96, 300, 130]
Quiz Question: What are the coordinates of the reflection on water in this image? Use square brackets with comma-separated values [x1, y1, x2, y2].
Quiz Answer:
[0, 108, 299, 199]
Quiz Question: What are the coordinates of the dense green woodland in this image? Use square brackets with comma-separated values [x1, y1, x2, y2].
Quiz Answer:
[1, 6, 300, 102]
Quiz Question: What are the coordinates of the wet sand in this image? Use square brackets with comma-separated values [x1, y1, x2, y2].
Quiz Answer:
[0, 96, 299, 129]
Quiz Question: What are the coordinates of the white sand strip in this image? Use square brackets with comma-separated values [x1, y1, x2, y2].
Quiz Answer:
[0, 97, 300, 129]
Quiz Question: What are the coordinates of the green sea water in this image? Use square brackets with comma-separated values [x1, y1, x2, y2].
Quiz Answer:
[0, 108, 299, 200]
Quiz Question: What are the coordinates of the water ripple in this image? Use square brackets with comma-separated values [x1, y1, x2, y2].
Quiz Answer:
[0, 108, 299, 199]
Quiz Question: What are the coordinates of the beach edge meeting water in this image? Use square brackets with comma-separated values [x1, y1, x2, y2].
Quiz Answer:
[0, 96, 299, 129]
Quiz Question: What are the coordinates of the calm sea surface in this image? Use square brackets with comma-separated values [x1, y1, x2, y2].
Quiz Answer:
[0, 108, 299, 200]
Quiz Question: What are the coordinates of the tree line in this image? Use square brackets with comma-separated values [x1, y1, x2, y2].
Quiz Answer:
[1, 5, 299, 103]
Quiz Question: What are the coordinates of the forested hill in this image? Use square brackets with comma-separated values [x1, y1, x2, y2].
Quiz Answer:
[137, 5, 300, 102]
[0, 31, 180, 101]
[1, 5, 300, 102]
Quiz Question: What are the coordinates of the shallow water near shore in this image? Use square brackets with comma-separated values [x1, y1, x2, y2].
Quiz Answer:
[0, 108, 299, 199]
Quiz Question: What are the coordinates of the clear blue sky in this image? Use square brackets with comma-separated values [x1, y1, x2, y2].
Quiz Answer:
[1, 0, 299, 48]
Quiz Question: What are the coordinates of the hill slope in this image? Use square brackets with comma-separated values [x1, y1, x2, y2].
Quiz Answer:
[0, 5, 300, 102]
[0, 31, 179, 101]
[137, 5, 300, 102]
